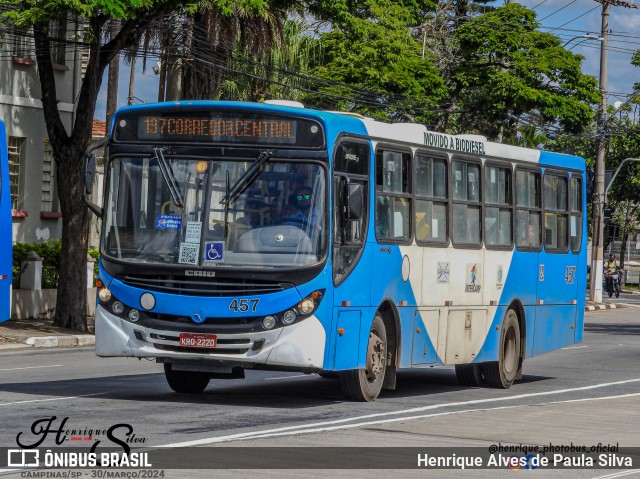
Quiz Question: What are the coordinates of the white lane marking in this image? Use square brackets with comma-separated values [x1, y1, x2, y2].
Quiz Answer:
[561, 346, 588, 350]
[592, 470, 640, 479]
[0, 393, 106, 406]
[159, 391, 640, 446]
[0, 365, 63, 372]
[157, 378, 640, 447]
[264, 374, 309, 381]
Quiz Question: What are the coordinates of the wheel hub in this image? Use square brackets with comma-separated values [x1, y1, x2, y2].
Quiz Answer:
[365, 331, 385, 382]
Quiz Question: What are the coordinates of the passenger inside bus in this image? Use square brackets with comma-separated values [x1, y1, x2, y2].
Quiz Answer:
[237, 199, 266, 227]
[284, 186, 321, 229]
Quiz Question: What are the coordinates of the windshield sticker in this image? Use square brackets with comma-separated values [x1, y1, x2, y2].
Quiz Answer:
[179, 243, 200, 265]
[204, 242, 224, 262]
[184, 221, 202, 243]
[196, 161, 208, 173]
[155, 214, 181, 229]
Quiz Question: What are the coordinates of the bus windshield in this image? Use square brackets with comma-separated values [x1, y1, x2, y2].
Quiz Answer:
[102, 155, 327, 268]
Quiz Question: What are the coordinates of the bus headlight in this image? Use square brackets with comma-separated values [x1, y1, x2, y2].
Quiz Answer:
[128, 309, 140, 322]
[111, 301, 124, 315]
[263, 315, 277, 330]
[297, 299, 316, 315]
[282, 310, 297, 325]
[98, 287, 112, 302]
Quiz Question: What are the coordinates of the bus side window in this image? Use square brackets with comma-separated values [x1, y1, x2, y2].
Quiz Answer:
[415, 154, 447, 244]
[484, 164, 512, 248]
[375, 149, 411, 242]
[543, 174, 568, 251]
[452, 160, 481, 246]
[569, 176, 582, 253]
[515, 169, 542, 249]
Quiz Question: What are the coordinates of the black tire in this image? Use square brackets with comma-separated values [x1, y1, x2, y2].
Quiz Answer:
[455, 364, 484, 387]
[164, 363, 210, 393]
[483, 309, 521, 389]
[338, 315, 387, 401]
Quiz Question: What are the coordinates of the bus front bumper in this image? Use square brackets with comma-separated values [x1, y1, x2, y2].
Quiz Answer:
[95, 306, 326, 370]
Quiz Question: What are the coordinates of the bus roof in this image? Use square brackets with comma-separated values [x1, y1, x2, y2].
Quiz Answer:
[113, 100, 585, 171]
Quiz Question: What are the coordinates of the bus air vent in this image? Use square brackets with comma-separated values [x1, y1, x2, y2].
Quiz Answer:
[117, 274, 292, 296]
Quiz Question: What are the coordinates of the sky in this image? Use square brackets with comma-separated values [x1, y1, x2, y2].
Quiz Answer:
[94, 0, 640, 121]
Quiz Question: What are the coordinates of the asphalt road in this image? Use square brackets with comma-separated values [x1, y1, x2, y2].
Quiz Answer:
[0, 308, 639, 478]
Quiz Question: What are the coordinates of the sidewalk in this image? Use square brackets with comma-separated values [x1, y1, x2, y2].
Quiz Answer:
[0, 317, 94, 351]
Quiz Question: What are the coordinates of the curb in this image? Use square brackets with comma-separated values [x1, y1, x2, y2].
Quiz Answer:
[24, 335, 95, 348]
[585, 303, 621, 311]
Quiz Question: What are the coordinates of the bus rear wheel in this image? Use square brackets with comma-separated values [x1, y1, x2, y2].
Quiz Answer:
[483, 309, 521, 389]
[164, 363, 210, 393]
[339, 315, 387, 401]
[455, 364, 484, 387]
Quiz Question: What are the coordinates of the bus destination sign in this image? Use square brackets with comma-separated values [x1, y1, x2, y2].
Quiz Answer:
[113, 110, 324, 148]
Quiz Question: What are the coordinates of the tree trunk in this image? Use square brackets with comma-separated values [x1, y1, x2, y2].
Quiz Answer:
[52, 146, 90, 331]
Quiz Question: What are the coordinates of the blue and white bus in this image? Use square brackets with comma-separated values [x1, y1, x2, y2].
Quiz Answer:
[93, 101, 586, 400]
[0, 120, 11, 323]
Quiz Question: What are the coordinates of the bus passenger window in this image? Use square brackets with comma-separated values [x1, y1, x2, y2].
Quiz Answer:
[452, 160, 481, 246]
[569, 177, 582, 253]
[415, 155, 447, 244]
[515, 169, 541, 249]
[544, 174, 568, 251]
[375, 149, 411, 242]
[484, 165, 512, 248]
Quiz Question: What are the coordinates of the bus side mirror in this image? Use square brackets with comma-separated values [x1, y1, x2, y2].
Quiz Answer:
[342, 177, 363, 222]
[85, 154, 96, 195]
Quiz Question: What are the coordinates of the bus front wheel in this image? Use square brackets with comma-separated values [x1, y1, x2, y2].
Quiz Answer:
[164, 363, 210, 393]
[483, 309, 521, 389]
[338, 315, 387, 401]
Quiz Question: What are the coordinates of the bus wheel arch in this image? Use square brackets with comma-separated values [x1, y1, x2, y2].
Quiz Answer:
[338, 314, 388, 401]
[483, 306, 522, 389]
[377, 300, 400, 391]
[508, 299, 526, 380]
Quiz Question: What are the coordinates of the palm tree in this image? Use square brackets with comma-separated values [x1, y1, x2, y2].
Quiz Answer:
[181, 2, 304, 100]
[218, 19, 321, 102]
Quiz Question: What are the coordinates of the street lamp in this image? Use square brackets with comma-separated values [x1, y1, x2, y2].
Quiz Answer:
[562, 34, 604, 50]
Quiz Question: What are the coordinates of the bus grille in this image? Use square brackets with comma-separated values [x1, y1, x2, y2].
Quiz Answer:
[117, 274, 292, 296]
[152, 344, 251, 355]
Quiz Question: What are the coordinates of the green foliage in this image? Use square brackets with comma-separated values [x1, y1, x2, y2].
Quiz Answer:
[310, 0, 447, 122]
[12, 240, 61, 289]
[12, 241, 99, 289]
[451, 4, 599, 138]
[218, 20, 322, 102]
[0, 0, 171, 25]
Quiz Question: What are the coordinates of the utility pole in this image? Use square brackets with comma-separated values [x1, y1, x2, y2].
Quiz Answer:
[589, 0, 638, 303]
[105, 20, 120, 135]
[589, 1, 609, 303]
[127, 56, 136, 106]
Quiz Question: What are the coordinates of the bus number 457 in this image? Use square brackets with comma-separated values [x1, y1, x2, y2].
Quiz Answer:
[229, 299, 260, 313]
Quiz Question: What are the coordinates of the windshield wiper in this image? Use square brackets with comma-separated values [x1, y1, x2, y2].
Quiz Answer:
[153, 147, 184, 209]
[219, 150, 272, 205]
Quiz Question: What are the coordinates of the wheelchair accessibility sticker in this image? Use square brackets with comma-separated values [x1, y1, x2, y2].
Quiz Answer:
[204, 242, 224, 262]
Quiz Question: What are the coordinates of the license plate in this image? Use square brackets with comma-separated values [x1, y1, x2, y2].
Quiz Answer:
[179, 333, 217, 348]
